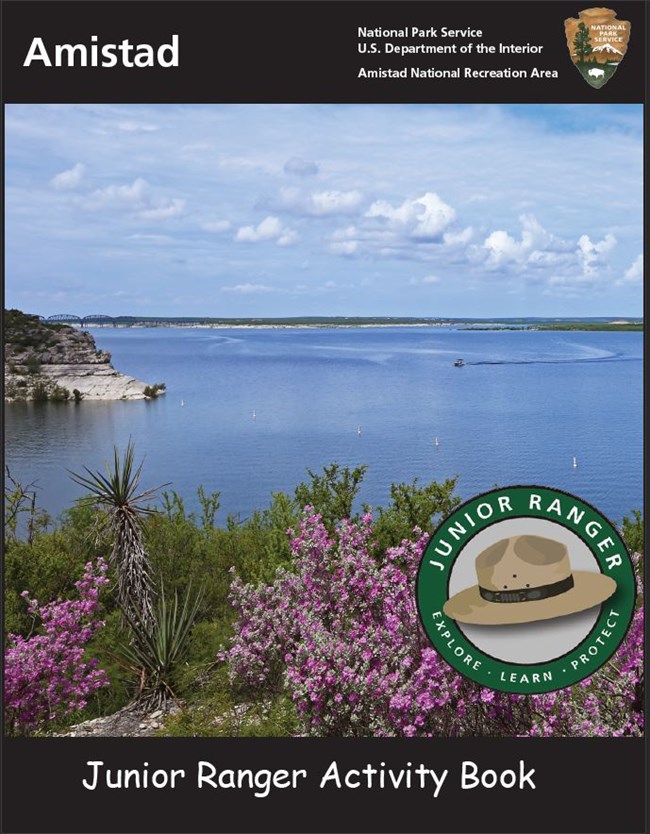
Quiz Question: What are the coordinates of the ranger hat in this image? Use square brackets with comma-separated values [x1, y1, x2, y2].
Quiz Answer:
[443, 534, 616, 625]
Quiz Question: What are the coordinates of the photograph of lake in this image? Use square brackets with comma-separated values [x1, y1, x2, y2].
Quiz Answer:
[3, 102, 644, 745]
[5, 323, 642, 525]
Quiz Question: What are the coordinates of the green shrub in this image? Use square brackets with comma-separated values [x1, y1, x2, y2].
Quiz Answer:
[50, 385, 70, 402]
[294, 463, 367, 531]
[31, 380, 50, 402]
[116, 584, 204, 709]
[24, 355, 41, 375]
[622, 509, 643, 554]
[161, 666, 298, 738]
[372, 476, 460, 555]
[147, 501, 228, 618]
[80, 611, 135, 719]
[143, 383, 166, 399]
[174, 620, 233, 696]
[59, 501, 111, 552]
[15, 457, 611, 736]
[4, 533, 92, 635]
[146, 486, 293, 620]
[160, 665, 235, 737]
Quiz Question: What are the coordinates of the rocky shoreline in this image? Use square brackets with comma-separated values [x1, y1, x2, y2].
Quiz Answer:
[4, 309, 162, 401]
[27, 363, 154, 400]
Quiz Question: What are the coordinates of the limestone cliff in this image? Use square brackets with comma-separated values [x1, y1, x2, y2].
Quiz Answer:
[4, 309, 163, 401]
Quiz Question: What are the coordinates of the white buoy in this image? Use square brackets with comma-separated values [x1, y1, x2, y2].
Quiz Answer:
[252, 409, 256, 420]
[357, 425, 362, 435]
[434, 436, 439, 447]
[572, 455, 578, 468]
[180, 399, 184, 407]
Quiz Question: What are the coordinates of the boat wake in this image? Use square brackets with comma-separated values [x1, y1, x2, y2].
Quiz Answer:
[468, 353, 635, 367]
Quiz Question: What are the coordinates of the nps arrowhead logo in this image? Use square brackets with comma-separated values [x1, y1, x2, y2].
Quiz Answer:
[564, 8, 631, 88]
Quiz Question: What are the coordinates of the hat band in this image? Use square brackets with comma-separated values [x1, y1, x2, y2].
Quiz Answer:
[479, 575, 575, 604]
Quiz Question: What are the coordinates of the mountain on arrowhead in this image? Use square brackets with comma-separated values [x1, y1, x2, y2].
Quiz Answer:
[592, 42, 624, 55]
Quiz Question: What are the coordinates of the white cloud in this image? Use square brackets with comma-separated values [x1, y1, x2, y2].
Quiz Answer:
[218, 155, 276, 175]
[409, 274, 440, 285]
[89, 177, 150, 208]
[328, 193, 465, 260]
[365, 192, 455, 239]
[547, 275, 592, 287]
[221, 279, 342, 296]
[277, 187, 363, 216]
[116, 121, 159, 133]
[6, 103, 641, 317]
[236, 216, 282, 242]
[329, 191, 464, 261]
[139, 198, 186, 220]
[235, 215, 297, 245]
[483, 229, 522, 264]
[83, 177, 185, 221]
[277, 230, 298, 246]
[617, 253, 643, 285]
[576, 233, 617, 275]
[443, 226, 473, 246]
[474, 216, 621, 297]
[128, 233, 173, 242]
[329, 225, 362, 256]
[50, 162, 86, 190]
[312, 190, 363, 215]
[284, 156, 318, 176]
[330, 240, 359, 256]
[221, 282, 276, 293]
[201, 219, 231, 233]
[541, 275, 592, 298]
[482, 214, 553, 267]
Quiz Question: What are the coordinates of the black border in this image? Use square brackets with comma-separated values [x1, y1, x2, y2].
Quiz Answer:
[1, 1, 647, 833]
[1, 1, 646, 103]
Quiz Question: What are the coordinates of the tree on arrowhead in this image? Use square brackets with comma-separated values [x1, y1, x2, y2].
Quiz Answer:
[573, 22, 593, 64]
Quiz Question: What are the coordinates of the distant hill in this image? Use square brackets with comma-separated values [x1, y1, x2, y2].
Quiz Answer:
[5, 309, 112, 365]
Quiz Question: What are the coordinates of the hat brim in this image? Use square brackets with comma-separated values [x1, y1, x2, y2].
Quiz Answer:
[443, 571, 617, 625]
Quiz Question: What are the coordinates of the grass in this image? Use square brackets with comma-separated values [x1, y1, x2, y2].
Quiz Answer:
[161, 665, 299, 738]
[459, 322, 642, 332]
[534, 322, 642, 332]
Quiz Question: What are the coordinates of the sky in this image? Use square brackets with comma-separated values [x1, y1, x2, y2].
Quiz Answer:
[4, 103, 643, 318]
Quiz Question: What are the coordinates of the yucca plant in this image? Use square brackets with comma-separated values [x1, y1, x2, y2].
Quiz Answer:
[117, 583, 205, 710]
[69, 441, 165, 630]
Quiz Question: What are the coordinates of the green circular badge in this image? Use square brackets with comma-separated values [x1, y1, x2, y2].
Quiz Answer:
[416, 486, 637, 694]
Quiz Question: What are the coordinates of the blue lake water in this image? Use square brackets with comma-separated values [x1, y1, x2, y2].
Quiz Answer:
[4, 326, 643, 527]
